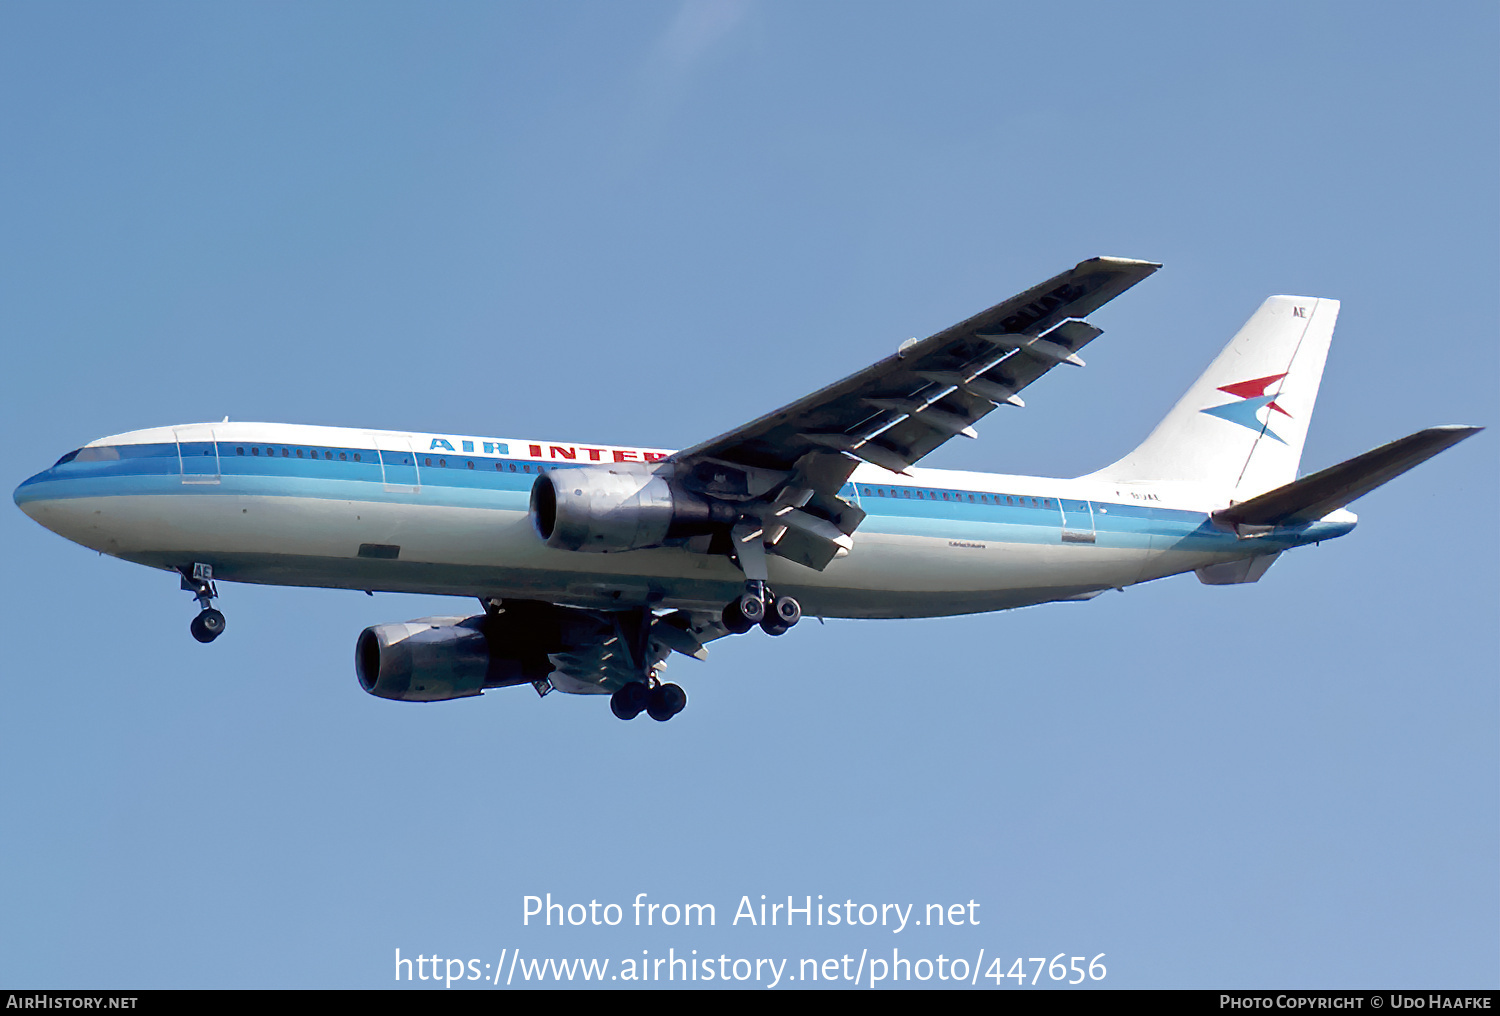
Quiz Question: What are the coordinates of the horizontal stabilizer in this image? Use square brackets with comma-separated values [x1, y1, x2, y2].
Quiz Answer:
[1213, 425, 1482, 527]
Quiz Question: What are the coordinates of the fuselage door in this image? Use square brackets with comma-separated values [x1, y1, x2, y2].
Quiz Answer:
[174, 425, 221, 484]
[373, 433, 420, 494]
[1060, 498, 1096, 544]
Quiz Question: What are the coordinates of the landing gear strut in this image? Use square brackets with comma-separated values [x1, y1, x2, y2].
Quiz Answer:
[180, 563, 226, 643]
[721, 580, 801, 637]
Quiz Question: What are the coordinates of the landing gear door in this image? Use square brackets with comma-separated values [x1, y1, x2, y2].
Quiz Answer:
[174, 425, 221, 484]
[1060, 498, 1095, 544]
[372, 433, 420, 494]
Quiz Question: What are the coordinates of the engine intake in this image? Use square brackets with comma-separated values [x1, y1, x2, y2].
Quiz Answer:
[530, 465, 734, 552]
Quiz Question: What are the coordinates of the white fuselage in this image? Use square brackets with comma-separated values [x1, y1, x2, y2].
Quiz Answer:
[14, 422, 1355, 619]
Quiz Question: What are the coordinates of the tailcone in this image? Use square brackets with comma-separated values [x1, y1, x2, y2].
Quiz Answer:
[1297, 507, 1357, 544]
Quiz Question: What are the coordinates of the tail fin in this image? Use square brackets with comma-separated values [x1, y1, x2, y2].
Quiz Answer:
[1088, 296, 1338, 498]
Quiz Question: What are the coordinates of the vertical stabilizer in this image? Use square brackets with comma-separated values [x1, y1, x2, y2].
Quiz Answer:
[1087, 296, 1338, 498]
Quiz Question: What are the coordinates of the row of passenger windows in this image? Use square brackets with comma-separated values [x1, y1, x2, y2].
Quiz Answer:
[238, 446, 361, 461]
[424, 457, 551, 473]
[231, 446, 558, 474]
[860, 486, 1054, 509]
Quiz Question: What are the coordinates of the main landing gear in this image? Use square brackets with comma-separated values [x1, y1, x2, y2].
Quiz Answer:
[610, 676, 687, 722]
[180, 563, 226, 644]
[720, 580, 802, 637]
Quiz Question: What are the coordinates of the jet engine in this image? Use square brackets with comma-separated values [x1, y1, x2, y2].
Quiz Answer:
[530, 465, 735, 552]
[355, 601, 622, 702]
[356, 615, 550, 702]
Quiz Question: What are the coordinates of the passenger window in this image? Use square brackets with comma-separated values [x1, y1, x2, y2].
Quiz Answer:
[466, 460, 474, 469]
[494, 463, 502, 471]
[967, 494, 974, 502]
[252, 447, 259, 456]
[425, 458, 432, 467]
[509, 464, 517, 472]
[354, 453, 361, 462]
[942, 492, 950, 501]
[237, 447, 244, 456]
[523, 464, 532, 473]
[438, 458, 445, 467]
[282, 448, 289, 457]
[296, 449, 303, 458]
[340, 452, 347, 461]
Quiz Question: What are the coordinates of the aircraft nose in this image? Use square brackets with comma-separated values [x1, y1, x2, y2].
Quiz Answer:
[14, 467, 52, 518]
[14, 454, 106, 548]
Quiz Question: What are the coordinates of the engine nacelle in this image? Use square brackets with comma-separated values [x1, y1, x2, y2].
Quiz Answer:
[355, 616, 545, 702]
[530, 465, 735, 552]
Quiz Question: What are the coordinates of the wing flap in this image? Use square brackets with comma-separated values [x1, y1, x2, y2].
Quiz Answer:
[769, 523, 849, 571]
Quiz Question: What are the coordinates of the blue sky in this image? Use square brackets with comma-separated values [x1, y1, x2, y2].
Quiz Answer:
[2, 1, 1495, 989]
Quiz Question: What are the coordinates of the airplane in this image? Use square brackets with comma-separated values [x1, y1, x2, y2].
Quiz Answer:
[13, 257, 1481, 723]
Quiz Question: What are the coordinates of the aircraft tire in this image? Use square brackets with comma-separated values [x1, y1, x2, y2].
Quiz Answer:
[760, 617, 789, 636]
[611, 681, 649, 720]
[771, 595, 801, 628]
[647, 683, 686, 721]
[721, 601, 755, 635]
[190, 609, 225, 643]
[737, 592, 765, 624]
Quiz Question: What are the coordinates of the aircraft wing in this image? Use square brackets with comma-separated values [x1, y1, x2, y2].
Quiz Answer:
[668, 256, 1159, 570]
[543, 608, 731, 692]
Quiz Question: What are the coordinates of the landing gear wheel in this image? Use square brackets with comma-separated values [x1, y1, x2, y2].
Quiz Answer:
[721, 600, 755, 635]
[647, 683, 687, 721]
[190, 608, 226, 644]
[760, 617, 790, 636]
[737, 592, 765, 624]
[770, 595, 801, 628]
[610, 681, 650, 721]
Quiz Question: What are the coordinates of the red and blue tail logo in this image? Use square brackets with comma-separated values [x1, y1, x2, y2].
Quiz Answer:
[1200, 373, 1291, 444]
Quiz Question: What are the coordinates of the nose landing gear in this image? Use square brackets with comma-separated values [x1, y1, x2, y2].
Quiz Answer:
[180, 563, 226, 643]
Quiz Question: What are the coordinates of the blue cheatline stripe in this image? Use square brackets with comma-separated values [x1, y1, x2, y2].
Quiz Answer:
[17, 440, 1351, 551]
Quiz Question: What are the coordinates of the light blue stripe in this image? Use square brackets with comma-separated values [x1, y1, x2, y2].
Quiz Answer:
[17, 453, 1354, 551]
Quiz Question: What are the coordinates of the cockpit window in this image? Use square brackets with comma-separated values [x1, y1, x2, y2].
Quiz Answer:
[73, 446, 122, 463]
[53, 449, 81, 466]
